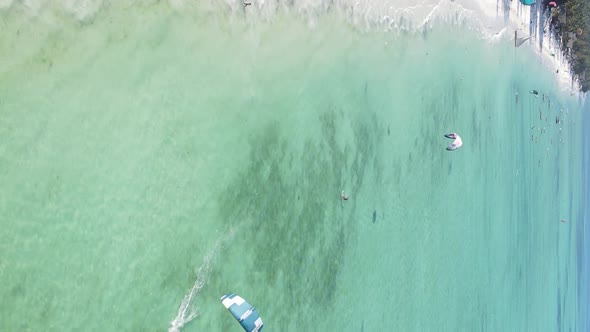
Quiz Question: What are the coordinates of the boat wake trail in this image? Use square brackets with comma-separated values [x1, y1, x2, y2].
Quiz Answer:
[168, 225, 241, 332]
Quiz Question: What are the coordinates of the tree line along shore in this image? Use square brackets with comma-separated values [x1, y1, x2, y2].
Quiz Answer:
[545, 0, 590, 91]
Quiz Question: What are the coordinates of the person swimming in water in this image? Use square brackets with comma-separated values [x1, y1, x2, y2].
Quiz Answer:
[444, 132, 463, 151]
[341, 191, 349, 201]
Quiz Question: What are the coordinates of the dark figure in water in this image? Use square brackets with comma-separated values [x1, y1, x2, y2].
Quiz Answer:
[372, 210, 377, 223]
[244, 2, 251, 7]
[341, 191, 349, 208]
[341, 191, 349, 201]
[530, 90, 539, 96]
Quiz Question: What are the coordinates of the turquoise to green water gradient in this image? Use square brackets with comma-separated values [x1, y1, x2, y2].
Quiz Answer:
[0, 3, 585, 331]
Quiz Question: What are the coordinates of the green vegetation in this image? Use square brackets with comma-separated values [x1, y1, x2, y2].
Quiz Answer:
[549, 0, 590, 91]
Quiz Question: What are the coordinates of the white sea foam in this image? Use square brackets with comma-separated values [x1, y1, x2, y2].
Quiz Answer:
[1, 0, 576, 93]
[0, 0, 12, 10]
[61, 0, 103, 22]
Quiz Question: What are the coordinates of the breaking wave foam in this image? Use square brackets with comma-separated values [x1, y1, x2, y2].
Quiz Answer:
[0, 0, 542, 63]
[0, 0, 489, 36]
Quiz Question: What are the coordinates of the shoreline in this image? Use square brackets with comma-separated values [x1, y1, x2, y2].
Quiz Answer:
[463, 0, 581, 96]
[0, 0, 582, 97]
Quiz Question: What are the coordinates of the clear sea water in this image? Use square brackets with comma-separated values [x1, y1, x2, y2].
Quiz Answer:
[0, 1, 587, 331]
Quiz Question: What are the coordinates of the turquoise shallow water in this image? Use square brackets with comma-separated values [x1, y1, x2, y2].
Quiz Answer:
[0, 2, 586, 331]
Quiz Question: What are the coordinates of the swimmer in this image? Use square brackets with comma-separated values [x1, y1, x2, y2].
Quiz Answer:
[341, 191, 349, 201]
[444, 132, 463, 151]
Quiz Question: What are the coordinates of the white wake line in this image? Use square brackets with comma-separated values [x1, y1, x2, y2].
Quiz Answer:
[168, 224, 241, 332]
